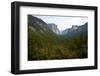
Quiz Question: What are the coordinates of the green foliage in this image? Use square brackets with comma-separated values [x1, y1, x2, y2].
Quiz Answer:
[28, 27, 88, 60]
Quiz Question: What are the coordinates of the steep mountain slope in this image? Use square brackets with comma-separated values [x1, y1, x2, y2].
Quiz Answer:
[28, 15, 52, 33]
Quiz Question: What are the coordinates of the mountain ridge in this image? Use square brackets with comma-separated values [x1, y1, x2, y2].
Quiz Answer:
[28, 15, 88, 36]
[61, 23, 88, 36]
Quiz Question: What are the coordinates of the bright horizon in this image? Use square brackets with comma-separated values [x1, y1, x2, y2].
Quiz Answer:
[33, 15, 88, 32]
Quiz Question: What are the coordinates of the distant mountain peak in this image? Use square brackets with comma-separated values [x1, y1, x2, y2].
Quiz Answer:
[61, 22, 88, 35]
[48, 23, 60, 35]
[72, 25, 78, 30]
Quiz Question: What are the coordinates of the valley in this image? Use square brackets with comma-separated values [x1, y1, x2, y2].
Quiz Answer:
[28, 15, 88, 60]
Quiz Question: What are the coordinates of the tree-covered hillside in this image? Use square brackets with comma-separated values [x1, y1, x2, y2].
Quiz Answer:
[28, 15, 88, 60]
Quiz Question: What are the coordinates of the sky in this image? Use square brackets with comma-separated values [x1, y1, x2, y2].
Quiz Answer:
[33, 15, 88, 32]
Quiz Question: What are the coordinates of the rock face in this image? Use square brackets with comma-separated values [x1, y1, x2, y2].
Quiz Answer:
[62, 25, 79, 35]
[48, 23, 60, 35]
[62, 23, 88, 36]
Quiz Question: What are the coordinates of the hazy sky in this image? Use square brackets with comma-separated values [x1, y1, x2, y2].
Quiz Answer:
[33, 15, 88, 32]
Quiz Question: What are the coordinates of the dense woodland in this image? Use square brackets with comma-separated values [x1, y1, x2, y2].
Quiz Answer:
[28, 15, 88, 60]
